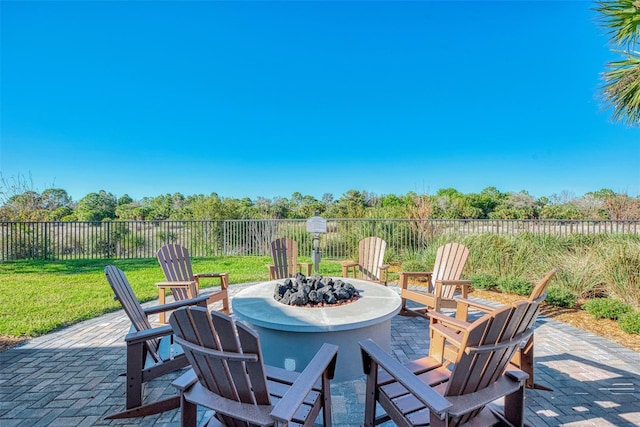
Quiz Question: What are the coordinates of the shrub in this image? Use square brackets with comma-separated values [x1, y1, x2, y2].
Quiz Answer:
[545, 286, 576, 308]
[497, 276, 532, 296]
[618, 311, 640, 334]
[469, 273, 498, 290]
[583, 298, 632, 320]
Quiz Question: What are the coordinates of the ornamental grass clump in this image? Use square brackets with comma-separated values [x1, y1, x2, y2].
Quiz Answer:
[554, 249, 605, 299]
[597, 238, 640, 308]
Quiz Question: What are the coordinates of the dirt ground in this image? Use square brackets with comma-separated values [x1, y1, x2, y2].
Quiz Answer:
[0, 335, 28, 352]
[1, 288, 638, 354]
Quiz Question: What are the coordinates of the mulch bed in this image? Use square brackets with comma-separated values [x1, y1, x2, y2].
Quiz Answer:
[470, 289, 640, 353]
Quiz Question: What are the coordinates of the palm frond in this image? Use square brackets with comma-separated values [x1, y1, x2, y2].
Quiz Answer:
[594, 0, 640, 47]
[601, 52, 640, 126]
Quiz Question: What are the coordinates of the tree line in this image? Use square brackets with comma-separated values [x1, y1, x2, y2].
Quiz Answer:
[1, 174, 638, 222]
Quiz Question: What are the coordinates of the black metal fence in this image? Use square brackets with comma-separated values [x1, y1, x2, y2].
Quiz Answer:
[1, 219, 639, 261]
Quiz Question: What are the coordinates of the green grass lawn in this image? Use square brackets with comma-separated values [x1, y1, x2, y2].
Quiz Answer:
[0, 256, 344, 338]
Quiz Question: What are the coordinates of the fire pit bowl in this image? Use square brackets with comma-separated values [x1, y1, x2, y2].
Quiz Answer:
[232, 278, 401, 382]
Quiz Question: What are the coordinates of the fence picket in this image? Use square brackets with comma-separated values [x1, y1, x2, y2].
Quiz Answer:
[1, 218, 639, 261]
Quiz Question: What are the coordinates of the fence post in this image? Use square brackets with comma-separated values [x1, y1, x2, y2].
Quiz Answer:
[223, 220, 227, 255]
[44, 222, 49, 260]
[105, 221, 111, 258]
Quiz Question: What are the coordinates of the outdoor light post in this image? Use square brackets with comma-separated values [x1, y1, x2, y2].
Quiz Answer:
[306, 211, 327, 273]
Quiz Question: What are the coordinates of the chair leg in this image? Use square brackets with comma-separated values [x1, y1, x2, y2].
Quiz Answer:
[126, 342, 145, 410]
[105, 396, 180, 419]
[512, 337, 552, 391]
[503, 385, 525, 427]
[158, 287, 167, 324]
[322, 374, 333, 426]
[220, 273, 229, 313]
[362, 359, 379, 427]
[181, 394, 197, 426]
[399, 272, 411, 315]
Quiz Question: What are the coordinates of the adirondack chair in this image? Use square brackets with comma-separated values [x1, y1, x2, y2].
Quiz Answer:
[266, 237, 313, 280]
[156, 244, 229, 323]
[342, 237, 389, 285]
[436, 268, 558, 390]
[360, 298, 540, 427]
[169, 306, 339, 427]
[103, 265, 209, 419]
[399, 242, 471, 316]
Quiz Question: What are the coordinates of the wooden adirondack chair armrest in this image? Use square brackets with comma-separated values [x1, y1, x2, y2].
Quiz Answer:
[504, 365, 529, 383]
[429, 311, 470, 332]
[359, 339, 452, 419]
[430, 323, 466, 349]
[428, 322, 470, 364]
[194, 272, 224, 278]
[453, 297, 495, 320]
[172, 369, 199, 392]
[443, 374, 526, 418]
[401, 271, 433, 278]
[270, 343, 339, 423]
[125, 324, 174, 345]
[436, 279, 471, 287]
[454, 297, 495, 312]
[398, 271, 433, 291]
[194, 272, 227, 280]
[194, 273, 229, 293]
[143, 294, 209, 316]
[178, 381, 274, 425]
[342, 262, 359, 277]
[155, 280, 195, 289]
[435, 279, 471, 296]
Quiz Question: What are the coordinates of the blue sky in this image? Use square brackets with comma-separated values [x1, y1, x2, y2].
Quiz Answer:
[1, 0, 639, 203]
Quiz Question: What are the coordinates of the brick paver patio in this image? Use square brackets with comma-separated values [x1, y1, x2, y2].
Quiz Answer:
[1, 283, 639, 426]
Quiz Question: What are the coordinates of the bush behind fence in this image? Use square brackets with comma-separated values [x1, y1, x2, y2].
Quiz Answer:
[1, 219, 639, 261]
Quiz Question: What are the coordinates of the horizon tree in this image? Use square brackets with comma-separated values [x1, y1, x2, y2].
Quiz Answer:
[76, 190, 117, 221]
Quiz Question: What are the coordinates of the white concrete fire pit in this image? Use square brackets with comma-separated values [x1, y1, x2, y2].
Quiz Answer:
[232, 278, 401, 382]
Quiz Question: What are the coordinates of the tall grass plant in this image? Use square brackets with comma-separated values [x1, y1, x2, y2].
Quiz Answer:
[597, 237, 640, 308]
[408, 233, 639, 309]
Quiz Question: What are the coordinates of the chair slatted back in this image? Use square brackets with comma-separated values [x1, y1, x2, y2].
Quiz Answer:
[358, 237, 387, 281]
[528, 268, 557, 303]
[157, 244, 196, 300]
[104, 265, 161, 362]
[170, 307, 271, 427]
[431, 243, 469, 299]
[271, 237, 299, 280]
[445, 300, 539, 425]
